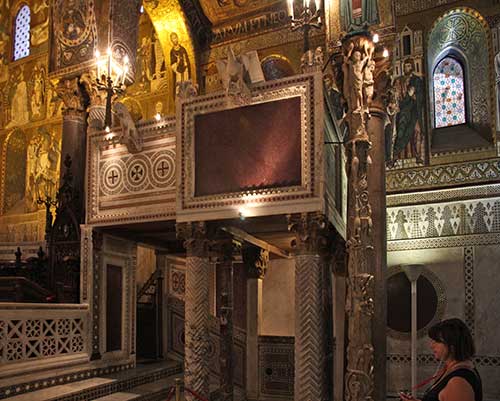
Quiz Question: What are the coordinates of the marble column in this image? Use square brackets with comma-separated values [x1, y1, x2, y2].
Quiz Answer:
[367, 105, 388, 401]
[212, 236, 239, 401]
[177, 222, 211, 401]
[288, 212, 330, 401]
[242, 244, 269, 401]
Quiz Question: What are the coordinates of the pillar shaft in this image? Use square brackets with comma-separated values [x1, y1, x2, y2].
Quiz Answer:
[213, 237, 239, 401]
[242, 245, 268, 401]
[177, 222, 211, 401]
[288, 213, 329, 401]
[367, 108, 388, 401]
[295, 253, 327, 401]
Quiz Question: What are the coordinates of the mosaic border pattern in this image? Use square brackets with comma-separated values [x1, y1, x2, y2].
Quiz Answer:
[387, 233, 500, 251]
[388, 353, 500, 367]
[464, 247, 475, 336]
[386, 159, 500, 193]
[394, 0, 461, 16]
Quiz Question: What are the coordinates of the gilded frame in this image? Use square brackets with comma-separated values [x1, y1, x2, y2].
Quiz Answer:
[176, 73, 324, 222]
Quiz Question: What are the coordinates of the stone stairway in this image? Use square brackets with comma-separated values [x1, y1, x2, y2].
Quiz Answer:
[3, 360, 182, 401]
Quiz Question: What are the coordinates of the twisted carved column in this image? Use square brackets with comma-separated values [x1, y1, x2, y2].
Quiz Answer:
[288, 212, 330, 401]
[341, 33, 376, 401]
[177, 222, 211, 401]
[242, 244, 269, 401]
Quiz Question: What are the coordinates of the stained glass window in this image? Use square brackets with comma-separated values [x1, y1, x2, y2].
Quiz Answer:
[13, 5, 31, 61]
[433, 57, 466, 128]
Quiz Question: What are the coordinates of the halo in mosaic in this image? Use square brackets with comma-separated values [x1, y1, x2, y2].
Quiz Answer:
[434, 57, 466, 128]
[13, 5, 31, 61]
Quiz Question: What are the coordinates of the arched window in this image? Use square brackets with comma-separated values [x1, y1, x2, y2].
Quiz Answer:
[13, 5, 31, 61]
[433, 57, 466, 128]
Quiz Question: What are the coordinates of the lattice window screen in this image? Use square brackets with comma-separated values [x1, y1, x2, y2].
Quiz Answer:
[13, 5, 31, 61]
[433, 57, 466, 128]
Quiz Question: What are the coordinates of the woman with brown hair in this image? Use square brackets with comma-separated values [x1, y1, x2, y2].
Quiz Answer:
[400, 318, 482, 401]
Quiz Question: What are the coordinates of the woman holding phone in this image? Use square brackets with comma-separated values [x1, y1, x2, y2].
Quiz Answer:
[400, 318, 482, 401]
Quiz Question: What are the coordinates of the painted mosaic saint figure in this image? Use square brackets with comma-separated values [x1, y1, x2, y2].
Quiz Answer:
[169, 32, 191, 96]
[340, 0, 379, 32]
[389, 59, 425, 165]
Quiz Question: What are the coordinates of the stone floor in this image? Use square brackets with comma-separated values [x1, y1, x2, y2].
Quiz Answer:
[3, 360, 182, 401]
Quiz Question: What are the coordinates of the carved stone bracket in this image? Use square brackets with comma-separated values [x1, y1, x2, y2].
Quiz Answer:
[287, 212, 330, 256]
[176, 221, 210, 258]
[242, 243, 269, 280]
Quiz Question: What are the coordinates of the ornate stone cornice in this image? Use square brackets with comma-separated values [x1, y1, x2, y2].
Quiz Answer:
[176, 221, 210, 257]
[287, 212, 330, 255]
[241, 244, 269, 280]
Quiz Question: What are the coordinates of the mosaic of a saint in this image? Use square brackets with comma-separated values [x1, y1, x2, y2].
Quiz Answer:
[169, 32, 191, 96]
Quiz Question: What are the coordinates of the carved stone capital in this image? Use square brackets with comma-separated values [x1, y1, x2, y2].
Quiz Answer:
[176, 221, 210, 258]
[211, 235, 240, 264]
[301, 47, 324, 74]
[55, 77, 86, 114]
[287, 212, 330, 255]
[242, 244, 269, 280]
[80, 70, 107, 107]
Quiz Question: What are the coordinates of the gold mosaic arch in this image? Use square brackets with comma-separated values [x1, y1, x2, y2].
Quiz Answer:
[142, 0, 197, 88]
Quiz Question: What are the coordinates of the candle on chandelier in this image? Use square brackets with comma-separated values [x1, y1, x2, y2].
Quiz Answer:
[287, 0, 294, 19]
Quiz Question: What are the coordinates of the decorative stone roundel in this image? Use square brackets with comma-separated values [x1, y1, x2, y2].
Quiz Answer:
[387, 266, 446, 339]
[151, 150, 175, 187]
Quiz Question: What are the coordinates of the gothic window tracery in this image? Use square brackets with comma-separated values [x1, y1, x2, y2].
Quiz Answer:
[13, 5, 31, 61]
[433, 57, 466, 128]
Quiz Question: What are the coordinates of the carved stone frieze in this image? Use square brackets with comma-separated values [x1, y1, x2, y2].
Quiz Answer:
[241, 244, 269, 279]
[287, 212, 329, 255]
[176, 221, 210, 257]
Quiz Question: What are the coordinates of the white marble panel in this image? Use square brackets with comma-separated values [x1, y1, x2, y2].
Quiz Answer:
[261, 258, 295, 337]
[474, 245, 500, 355]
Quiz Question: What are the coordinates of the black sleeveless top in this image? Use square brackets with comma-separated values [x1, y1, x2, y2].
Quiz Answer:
[422, 368, 482, 401]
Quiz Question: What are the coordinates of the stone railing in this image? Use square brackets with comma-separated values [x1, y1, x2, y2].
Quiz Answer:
[0, 303, 89, 377]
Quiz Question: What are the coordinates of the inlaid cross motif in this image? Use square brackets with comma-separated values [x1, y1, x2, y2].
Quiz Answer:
[130, 165, 144, 182]
[157, 161, 169, 177]
[107, 169, 119, 185]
